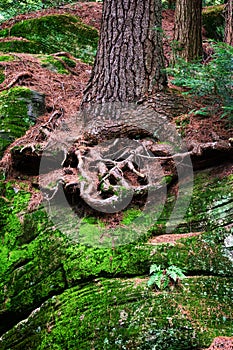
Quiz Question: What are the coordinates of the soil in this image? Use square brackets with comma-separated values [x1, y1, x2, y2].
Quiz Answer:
[148, 231, 203, 245]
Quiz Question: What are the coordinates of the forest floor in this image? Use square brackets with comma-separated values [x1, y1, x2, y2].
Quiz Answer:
[0, 3, 232, 349]
[0, 2, 232, 147]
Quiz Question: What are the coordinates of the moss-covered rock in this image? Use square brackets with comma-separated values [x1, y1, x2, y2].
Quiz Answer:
[39, 55, 69, 74]
[0, 87, 45, 158]
[154, 171, 233, 234]
[0, 277, 232, 349]
[0, 14, 99, 64]
[0, 168, 232, 348]
[202, 5, 225, 41]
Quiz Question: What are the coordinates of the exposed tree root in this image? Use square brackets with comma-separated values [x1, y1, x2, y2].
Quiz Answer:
[74, 139, 159, 212]
[0, 71, 32, 92]
[36, 130, 232, 218]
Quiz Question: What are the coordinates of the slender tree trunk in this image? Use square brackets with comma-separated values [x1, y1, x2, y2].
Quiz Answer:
[82, 0, 167, 106]
[172, 0, 202, 63]
[224, 0, 233, 46]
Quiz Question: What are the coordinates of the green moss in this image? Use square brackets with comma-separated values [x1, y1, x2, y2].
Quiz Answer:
[149, 231, 233, 277]
[0, 169, 232, 346]
[153, 171, 233, 235]
[40, 55, 69, 74]
[0, 87, 45, 157]
[121, 208, 141, 225]
[0, 14, 99, 64]
[0, 28, 9, 38]
[0, 53, 14, 61]
[184, 172, 233, 231]
[162, 174, 173, 185]
[0, 181, 67, 329]
[0, 181, 31, 247]
[40, 54, 77, 74]
[0, 40, 42, 55]
[1, 277, 232, 349]
[202, 5, 225, 41]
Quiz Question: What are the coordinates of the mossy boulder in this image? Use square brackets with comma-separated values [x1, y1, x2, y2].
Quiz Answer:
[0, 14, 99, 64]
[0, 277, 232, 349]
[0, 168, 232, 348]
[202, 5, 225, 41]
[0, 87, 45, 158]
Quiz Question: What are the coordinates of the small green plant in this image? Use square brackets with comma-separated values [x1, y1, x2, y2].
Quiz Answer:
[148, 264, 186, 290]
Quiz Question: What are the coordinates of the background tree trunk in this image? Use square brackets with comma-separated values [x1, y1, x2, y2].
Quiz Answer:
[172, 0, 202, 63]
[224, 0, 233, 46]
[82, 0, 167, 106]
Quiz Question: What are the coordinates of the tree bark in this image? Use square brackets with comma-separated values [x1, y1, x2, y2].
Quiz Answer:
[82, 0, 167, 106]
[172, 0, 202, 63]
[224, 0, 233, 46]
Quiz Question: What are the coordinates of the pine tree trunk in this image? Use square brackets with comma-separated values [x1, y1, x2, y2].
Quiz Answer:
[172, 0, 202, 63]
[224, 0, 233, 46]
[82, 0, 167, 106]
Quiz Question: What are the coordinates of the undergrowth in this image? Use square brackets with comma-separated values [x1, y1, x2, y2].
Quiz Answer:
[167, 42, 233, 125]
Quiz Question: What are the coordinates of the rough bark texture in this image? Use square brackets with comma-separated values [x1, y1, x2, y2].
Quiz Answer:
[82, 0, 167, 106]
[172, 0, 202, 62]
[224, 0, 233, 46]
